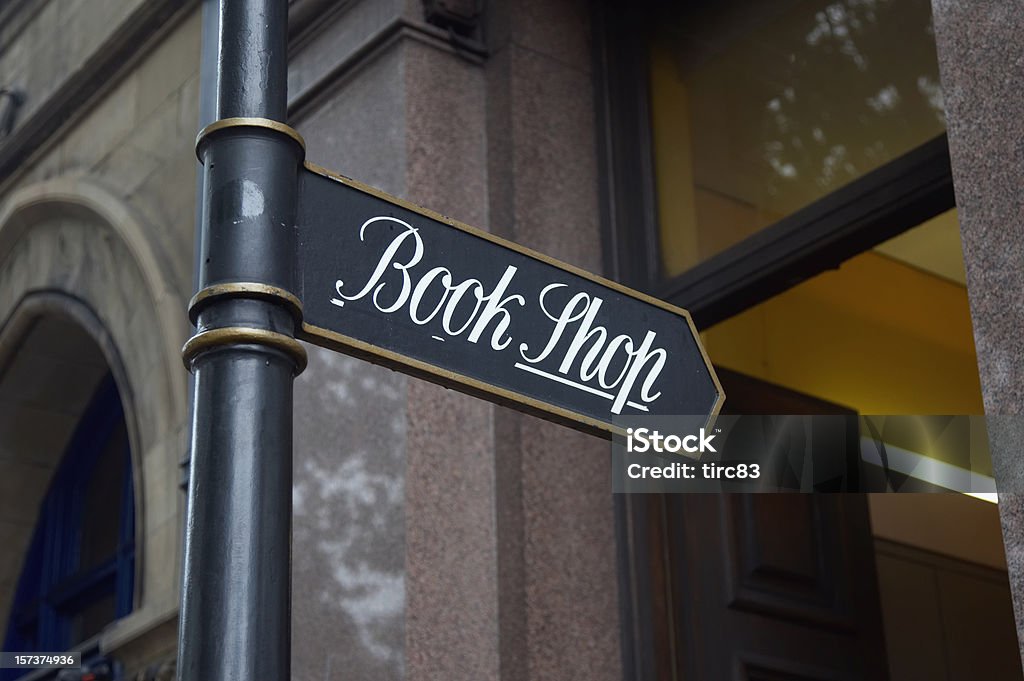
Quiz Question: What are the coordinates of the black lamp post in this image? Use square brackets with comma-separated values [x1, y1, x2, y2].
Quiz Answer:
[178, 1, 304, 679]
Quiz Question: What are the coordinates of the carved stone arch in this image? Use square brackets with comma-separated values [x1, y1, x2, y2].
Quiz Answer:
[0, 177, 189, 650]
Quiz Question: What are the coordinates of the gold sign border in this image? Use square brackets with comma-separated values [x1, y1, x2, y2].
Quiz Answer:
[298, 161, 725, 439]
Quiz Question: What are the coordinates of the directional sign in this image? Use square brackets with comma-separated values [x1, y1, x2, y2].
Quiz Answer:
[296, 162, 724, 437]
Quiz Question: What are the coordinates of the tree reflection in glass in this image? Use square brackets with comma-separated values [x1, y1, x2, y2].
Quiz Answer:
[650, 0, 947, 275]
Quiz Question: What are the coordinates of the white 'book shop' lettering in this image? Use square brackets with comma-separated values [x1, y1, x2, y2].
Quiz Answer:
[330, 215, 668, 415]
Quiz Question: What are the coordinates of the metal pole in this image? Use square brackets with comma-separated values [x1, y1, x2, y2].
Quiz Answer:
[178, 1, 304, 680]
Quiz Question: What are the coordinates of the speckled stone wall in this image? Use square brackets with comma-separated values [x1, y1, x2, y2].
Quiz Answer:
[932, 0, 1024, 665]
[401, 0, 622, 679]
[484, 2, 623, 679]
[287, 2, 621, 677]
[291, 33, 410, 681]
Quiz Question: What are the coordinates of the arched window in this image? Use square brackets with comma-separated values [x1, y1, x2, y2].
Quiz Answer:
[2, 373, 135, 671]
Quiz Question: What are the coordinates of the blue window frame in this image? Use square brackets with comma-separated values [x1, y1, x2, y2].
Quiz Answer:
[2, 374, 135, 676]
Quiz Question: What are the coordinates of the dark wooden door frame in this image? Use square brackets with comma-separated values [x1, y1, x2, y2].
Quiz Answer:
[591, 3, 955, 679]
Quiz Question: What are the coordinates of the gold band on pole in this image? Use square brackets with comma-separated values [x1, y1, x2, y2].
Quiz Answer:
[188, 282, 303, 324]
[195, 117, 306, 161]
[182, 327, 308, 374]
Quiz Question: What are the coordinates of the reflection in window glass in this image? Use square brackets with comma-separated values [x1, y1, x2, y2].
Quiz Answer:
[650, 0, 946, 276]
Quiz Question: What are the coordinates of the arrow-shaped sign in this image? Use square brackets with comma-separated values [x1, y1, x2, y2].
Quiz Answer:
[296, 162, 723, 437]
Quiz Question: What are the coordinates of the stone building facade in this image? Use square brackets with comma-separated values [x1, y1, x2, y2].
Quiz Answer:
[0, 1, 616, 679]
[2, 1, 1024, 680]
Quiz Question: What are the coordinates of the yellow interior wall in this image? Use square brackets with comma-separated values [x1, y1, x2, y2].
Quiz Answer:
[703, 250, 984, 415]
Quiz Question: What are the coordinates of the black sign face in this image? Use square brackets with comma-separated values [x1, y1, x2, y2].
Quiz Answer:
[296, 163, 724, 437]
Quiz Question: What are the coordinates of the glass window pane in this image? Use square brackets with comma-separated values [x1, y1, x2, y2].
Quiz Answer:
[651, 0, 946, 276]
[79, 419, 127, 571]
[70, 593, 116, 644]
[703, 208, 982, 418]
